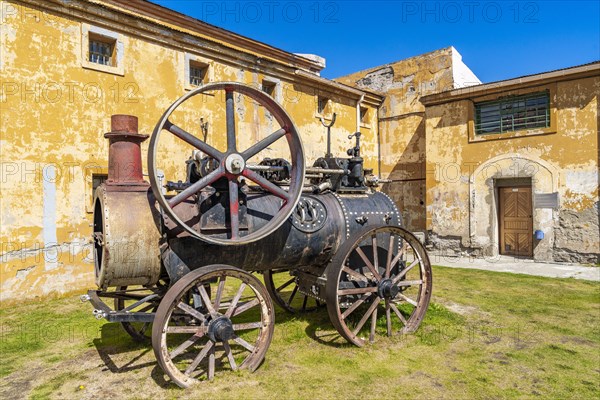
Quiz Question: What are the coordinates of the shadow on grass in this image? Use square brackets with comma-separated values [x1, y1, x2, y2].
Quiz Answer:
[93, 324, 156, 373]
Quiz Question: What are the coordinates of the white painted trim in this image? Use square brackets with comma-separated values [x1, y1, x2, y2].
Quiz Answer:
[184, 52, 213, 91]
[81, 23, 125, 76]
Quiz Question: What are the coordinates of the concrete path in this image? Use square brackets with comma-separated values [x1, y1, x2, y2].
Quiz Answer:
[429, 252, 600, 281]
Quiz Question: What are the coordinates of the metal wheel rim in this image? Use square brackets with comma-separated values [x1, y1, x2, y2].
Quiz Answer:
[152, 265, 274, 387]
[326, 224, 432, 346]
[148, 82, 305, 245]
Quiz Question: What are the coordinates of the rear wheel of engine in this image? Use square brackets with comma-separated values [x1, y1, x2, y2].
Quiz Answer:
[326, 224, 432, 346]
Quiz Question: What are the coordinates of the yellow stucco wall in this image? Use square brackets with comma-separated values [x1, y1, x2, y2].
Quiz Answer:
[0, 0, 380, 303]
[336, 48, 456, 232]
[424, 75, 600, 262]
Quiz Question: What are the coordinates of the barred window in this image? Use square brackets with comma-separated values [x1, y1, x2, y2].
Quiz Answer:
[189, 63, 208, 86]
[89, 38, 114, 66]
[475, 91, 550, 135]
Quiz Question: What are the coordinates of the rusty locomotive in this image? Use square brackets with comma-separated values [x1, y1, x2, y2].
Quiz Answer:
[83, 82, 432, 388]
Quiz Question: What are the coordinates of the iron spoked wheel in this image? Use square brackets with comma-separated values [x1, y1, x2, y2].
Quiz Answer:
[114, 286, 164, 342]
[152, 265, 274, 388]
[264, 270, 322, 313]
[326, 224, 432, 347]
[148, 82, 305, 245]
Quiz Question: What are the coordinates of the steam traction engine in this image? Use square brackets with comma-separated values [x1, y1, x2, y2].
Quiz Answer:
[84, 82, 432, 388]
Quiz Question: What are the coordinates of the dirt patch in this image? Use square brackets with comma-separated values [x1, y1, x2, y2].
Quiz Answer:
[440, 300, 490, 318]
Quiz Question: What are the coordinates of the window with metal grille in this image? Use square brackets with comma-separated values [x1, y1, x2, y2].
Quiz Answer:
[89, 38, 114, 66]
[475, 91, 550, 135]
[189, 63, 207, 86]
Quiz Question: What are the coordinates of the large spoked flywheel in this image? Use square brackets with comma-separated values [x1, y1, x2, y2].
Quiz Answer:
[149, 82, 305, 245]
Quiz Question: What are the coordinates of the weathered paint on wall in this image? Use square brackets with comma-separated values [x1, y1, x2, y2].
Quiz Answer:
[423, 72, 600, 263]
[0, 0, 381, 303]
[336, 48, 474, 232]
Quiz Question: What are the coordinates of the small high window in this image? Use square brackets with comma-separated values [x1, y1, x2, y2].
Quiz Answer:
[318, 96, 330, 115]
[81, 24, 124, 76]
[262, 80, 276, 97]
[89, 36, 115, 66]
[189, 61, 208, 86]
[360, 106, 369, 123]
[475, 91, 550, 135]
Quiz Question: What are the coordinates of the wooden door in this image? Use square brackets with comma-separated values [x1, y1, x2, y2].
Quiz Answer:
[498, 187, 533, 257]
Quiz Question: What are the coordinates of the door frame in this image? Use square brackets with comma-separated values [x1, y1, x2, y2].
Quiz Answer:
[496, 178, 533, 258]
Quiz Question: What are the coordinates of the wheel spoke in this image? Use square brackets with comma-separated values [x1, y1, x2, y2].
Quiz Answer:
[170, 331, 205, 358]
[338, 286, 378, 296]
[223, 340, 237, 371]
[197, 284, 217, 316]
[397, 293, 418, 307]
[369, 306, 377, 343]
[341, 293, 373, 319]
[225, 89, 237, 152]
[214, 276, 226, 310]
[276, 277, 295, 292]
[242, 169, 290, 201]
[232, 298, 260, 317]
[165, 120, 223, 161]
[229, 180, 240, 239]
[355, 247, 381, 281]
[177, 302, 206, 323]
[390, 303, 408, 326]
[287, 285, 298, 305]
[185, 340, 214, 375]
[232, 321, 263, 331]
[391, 259, 420, 285]
[352, 296, 381, 336]
[225, 283, 247, 318]
[241, 128, 287, 160]
[397, 279, 423, 286]
[385, 234, 395, 278]
[385, 299, 392, 336]
[138, 322, 151, 336]
[371, 234, 379, 272]
[166, 326, 207, 334]
[208, 347, 216, 380]
[342, 266, 368, 282]
[232, 335, 256, 352]
[168, 166, 224, 208]
[388, 244, 405, 275]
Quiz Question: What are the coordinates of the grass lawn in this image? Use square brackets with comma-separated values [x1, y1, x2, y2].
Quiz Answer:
[1, 266, 598, 399]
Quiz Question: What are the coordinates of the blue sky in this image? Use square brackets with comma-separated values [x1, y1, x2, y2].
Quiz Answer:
[152, 1, 600, 82]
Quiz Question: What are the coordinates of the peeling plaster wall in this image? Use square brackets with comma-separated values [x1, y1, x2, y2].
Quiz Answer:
[0, 0, 380, 303]
[337, 48, 479, 232]
[424, 75, 600, 263]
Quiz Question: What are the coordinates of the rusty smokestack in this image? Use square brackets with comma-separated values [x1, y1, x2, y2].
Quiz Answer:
[104, 114, 149, 185]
